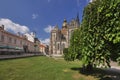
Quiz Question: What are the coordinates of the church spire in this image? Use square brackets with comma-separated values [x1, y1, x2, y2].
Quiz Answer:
[62, 18, 67, 29]
[76, 12, 79, 21]
[76, 12, 80, 26]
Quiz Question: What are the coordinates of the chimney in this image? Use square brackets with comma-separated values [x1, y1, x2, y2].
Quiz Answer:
[0, 25, 4, 30]
[17, 32, 21, 36]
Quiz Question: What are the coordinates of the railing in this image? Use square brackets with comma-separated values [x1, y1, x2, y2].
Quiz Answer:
[0, 51, 44, 60]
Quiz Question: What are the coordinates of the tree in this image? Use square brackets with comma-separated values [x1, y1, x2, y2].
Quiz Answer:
[63, 48, 69, 60]
[64, 0, 120, 69]
[102, 0, 120, 63]
[64, 29, 82, 61]
[80, 0, 111, 68]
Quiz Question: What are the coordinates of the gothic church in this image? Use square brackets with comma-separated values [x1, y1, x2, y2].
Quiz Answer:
[49, 15, 80, 57]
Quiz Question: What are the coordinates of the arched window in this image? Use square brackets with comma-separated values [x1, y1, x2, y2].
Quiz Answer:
[1, 35, 4, 42]
[52, 33, 56, 40]
[61, 34, 66, 41]
[62, 43, 65, 49]
[57, 43, 59, 50]
[71, 30, 74, 34]
[54, 34, 55, 40]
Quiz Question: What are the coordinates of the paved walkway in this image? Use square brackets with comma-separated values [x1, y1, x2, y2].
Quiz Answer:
[110, 61, 120, 71]
[103, 61, 120, 80]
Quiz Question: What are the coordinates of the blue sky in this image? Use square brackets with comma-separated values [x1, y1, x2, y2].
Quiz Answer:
[0, 0, 91, 44]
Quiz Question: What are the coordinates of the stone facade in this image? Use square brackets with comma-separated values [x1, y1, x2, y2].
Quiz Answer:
[49, 15, 80, 57]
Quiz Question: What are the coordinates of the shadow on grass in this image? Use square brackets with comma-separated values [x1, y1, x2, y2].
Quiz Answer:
[71, 67, 120, 80]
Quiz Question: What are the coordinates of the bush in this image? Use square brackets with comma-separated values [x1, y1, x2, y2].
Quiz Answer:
[63, 48, 70, 61]
[63, 48, 68, 54]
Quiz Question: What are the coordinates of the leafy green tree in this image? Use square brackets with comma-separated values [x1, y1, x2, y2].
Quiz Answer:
[80, 0, 110, 68]
[97, 0, 120, 62]
[103, 0, 120, 63]
[64, 29, 82, 61]
[82, 0, 120, 67]
[63, 48, 69, 60]
[64, 0, 120, 69]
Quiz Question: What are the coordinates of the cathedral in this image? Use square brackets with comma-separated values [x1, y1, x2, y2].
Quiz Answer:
[49, 15, 80, 57]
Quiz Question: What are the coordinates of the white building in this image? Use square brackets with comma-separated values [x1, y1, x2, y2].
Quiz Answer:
[25, 32, 35, 42]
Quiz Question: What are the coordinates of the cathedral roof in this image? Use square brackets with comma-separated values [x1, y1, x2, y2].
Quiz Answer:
[51, 25, 59, 32]
[63, 19, 67, 22]
[54, 26, 58, 29]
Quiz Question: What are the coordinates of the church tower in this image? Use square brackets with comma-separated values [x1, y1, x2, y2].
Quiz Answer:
[61, 19, 68, 35]
[62, 19, 67, 29]
[49, 15, 80, 57]
[49, 25, 59, 55]
[76, 13, 80, 27]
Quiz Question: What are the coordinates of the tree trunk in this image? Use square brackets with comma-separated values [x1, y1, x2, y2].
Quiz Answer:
[86, 62, 93, 72]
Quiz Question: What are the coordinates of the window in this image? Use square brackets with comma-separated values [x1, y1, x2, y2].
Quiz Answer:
[1, 35, 4, 42]
[62, 43, 65, 49]
[71, 30, 74, 34]
[53, 42, 55, 45]
[54, 34, 55, 40]
[22, 41, 24, 45]
[0, 33, 1, 41]
[57, 43, 59, 50]
[20, 40, 22, 45]
[52, 33, 56, 40]
[61, 34, 66, 40]
[8, 37, 12, 43]
[14, 39, 16, 44]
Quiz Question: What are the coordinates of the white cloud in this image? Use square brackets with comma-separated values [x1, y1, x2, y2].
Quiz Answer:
[0, 18, 29, 34]
[44, 25, 54, 33]
[25, 33, 35, 42]
[32, 14, 38, 19]
[86, 0, 93, 3]
[40, 38, 50, 45]
[89, 0, 93, 2]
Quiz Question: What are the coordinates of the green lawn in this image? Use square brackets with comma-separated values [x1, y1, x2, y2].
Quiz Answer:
[0, 56, 102, 80]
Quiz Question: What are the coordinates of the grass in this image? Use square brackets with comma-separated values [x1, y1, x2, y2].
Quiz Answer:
[0, 56, 98, 80]
[0, 56, 119, 80]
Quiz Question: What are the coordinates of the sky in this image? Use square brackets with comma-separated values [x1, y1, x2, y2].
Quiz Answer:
[0, 0, 92, 44]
